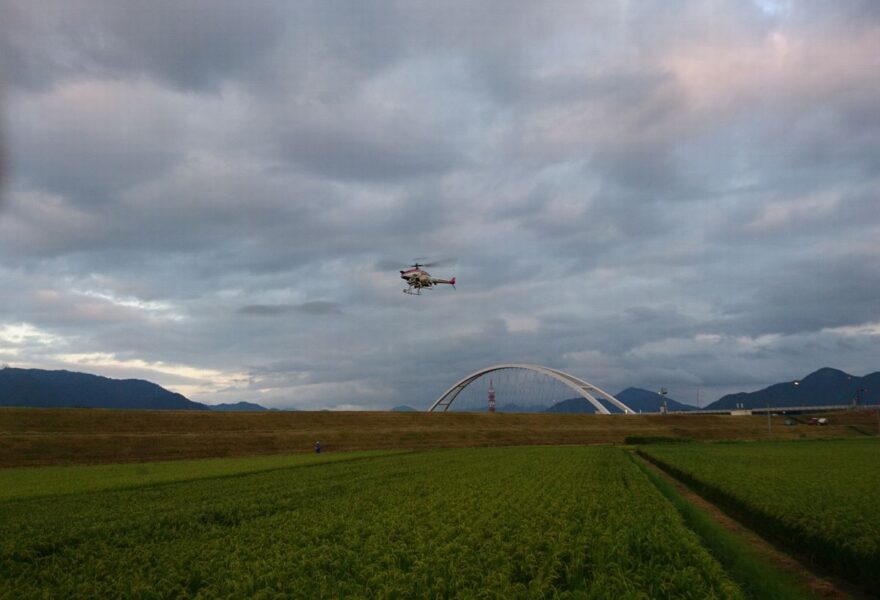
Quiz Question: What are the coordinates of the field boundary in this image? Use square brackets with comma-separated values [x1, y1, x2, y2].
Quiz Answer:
[637, 448, 879, 596]
[631, 452, 829, 599]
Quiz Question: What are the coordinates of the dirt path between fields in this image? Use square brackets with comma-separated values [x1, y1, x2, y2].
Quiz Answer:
[635, 454, 869, 600]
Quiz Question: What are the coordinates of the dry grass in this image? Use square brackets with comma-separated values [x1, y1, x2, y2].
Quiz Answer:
[1, 407, 874, 468]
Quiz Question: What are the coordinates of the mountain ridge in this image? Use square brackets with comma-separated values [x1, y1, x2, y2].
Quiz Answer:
[0, 367, 208, 411]
[541, 388, 695, 414]
[0, 368, 284, 411]
[2, 366, 875, 413]
[706, 367, 879, 410]
[209, 401, 273, 412]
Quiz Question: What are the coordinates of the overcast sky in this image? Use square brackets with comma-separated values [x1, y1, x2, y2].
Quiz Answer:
[0, 1, 878, 409]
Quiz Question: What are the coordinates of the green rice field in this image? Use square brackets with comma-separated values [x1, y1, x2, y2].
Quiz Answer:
[0, 449, 405, 502]
[2, 447, 741, 599]
[5, 440, 877, 598]
[639, 438, 880, 594]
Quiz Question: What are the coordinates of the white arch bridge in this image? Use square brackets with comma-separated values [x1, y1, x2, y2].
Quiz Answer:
[428, 364, 635, 414]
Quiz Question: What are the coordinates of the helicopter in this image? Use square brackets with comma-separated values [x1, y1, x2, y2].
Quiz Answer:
[399, 261, 456, 295]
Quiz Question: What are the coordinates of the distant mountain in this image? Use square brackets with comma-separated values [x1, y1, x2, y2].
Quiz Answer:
[544, 397, 598, 413]
[0, 367, 207, 410]
[391, 405, 418, 412]
[209, 401, 270, 412]
[614, 388, 696, 413]
[706, 367, 879, 410]
[496, 403, 547, 413]
[544, 389, 695, 414]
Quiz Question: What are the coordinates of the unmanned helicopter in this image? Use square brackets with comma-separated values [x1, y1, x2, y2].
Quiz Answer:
[399, 261, 456, 295]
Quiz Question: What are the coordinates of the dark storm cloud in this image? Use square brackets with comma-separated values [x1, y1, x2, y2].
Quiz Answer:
[0, 0, 287, 91]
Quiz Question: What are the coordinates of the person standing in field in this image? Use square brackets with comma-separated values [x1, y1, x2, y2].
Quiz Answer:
[314, 441, 321, 454]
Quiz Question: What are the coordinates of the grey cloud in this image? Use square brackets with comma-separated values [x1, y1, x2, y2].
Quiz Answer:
[239, 301, 342, 316]
[238, 304, 295, 316]
[0, 0, 287, 91]
[0, 89, 5, 199]
[719, 187, 879, 245]
[276, 117, 461, 182]
[296, 301, 343, 315]
[8, 84, 183, 204]
[788, 0, 880, 22]
[719, 252, 880, 336]
[0, 1, 878, 410]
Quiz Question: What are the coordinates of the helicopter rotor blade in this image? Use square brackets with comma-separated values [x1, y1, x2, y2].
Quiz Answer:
[417, 257, 457, 268]
[377, 257, 458, 270]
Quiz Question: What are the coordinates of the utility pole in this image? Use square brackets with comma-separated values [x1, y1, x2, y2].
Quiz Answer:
[854, 387, 865, 408]
[767, 403, 772, 435]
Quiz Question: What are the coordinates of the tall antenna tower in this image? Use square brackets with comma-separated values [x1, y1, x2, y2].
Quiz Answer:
[487, 379, 496, 413]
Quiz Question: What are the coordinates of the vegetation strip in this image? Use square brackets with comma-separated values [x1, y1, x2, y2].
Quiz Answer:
[633, 453, 852, 599]
[0, 450, 408, 502]
[638, 440, 880, 596]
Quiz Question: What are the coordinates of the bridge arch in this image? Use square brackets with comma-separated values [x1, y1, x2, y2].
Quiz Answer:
[428, 364, 634, 414]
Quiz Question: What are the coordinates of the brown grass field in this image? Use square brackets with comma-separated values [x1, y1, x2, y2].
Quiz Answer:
[2, 407, 877, 468]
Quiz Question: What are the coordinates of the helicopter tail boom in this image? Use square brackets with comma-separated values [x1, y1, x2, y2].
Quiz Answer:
[431, 276, 456, 288]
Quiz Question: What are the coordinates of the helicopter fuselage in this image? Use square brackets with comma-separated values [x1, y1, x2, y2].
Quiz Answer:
[400, 266, 455, 294]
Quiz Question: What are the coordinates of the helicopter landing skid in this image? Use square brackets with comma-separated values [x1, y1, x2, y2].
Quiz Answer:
[403, 288, 422, 295]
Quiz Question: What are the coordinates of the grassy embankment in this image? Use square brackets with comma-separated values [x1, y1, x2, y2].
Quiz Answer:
[1, 406, 875, 467]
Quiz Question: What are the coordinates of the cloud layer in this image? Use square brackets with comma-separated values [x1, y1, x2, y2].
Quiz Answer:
[1, 1, 878, 408]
